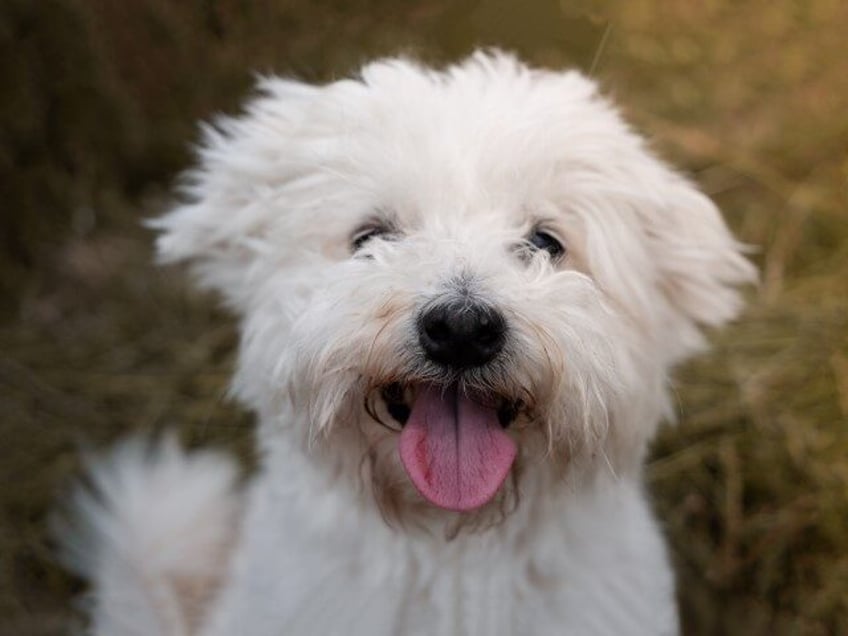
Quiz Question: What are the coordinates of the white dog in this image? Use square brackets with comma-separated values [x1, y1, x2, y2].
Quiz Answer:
[66, 51, 754, 635]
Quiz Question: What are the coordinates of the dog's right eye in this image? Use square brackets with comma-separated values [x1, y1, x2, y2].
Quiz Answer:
[351, 224, 393, 253]
[527, 229, 565, 260]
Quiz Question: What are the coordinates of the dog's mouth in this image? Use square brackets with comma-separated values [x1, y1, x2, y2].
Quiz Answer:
[376, 382, 521, 512]
[380, 383, 521, 429]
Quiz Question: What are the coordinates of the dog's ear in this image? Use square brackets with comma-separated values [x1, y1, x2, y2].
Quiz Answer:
[637, 167, 757, 362]
[150, 78, 322, 310]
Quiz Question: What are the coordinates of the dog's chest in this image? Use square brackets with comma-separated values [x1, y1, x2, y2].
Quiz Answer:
[201, 472, 678, 636]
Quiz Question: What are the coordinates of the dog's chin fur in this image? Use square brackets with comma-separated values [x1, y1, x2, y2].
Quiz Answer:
[63, 50, 755, 635]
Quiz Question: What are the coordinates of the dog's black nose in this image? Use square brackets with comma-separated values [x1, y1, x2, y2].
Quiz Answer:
[418, 301, 506, 368]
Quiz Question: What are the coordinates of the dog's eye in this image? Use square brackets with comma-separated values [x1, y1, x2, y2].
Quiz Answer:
[527, 229, 566, 261]
[351, 224, 394, 253]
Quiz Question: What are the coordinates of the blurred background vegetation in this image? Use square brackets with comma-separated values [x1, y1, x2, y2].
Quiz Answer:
[1, 1, 846, 634]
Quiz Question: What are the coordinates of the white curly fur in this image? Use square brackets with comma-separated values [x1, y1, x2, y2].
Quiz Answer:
[68, 50, 755, 635]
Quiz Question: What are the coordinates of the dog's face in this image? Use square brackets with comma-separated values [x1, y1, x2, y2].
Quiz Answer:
[155, 52, 754, 521]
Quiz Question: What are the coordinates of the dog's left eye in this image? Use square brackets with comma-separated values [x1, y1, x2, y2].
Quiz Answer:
[527, 229, 566, 261]
[351, 224, 394, 253]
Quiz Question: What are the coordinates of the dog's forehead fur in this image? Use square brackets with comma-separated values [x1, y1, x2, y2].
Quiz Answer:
[201, 52, 641, 241]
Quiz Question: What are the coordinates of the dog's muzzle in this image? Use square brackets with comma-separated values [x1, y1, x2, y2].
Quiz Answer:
[365, 301, 518, 513]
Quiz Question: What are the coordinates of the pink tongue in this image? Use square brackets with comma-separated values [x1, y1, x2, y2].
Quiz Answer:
[398, 384, 517, 512]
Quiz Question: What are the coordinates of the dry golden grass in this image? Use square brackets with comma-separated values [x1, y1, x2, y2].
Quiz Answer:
[1, 1, 846, 634]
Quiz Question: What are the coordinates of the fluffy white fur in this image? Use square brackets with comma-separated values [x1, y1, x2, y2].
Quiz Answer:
[68, 51, 755, 635]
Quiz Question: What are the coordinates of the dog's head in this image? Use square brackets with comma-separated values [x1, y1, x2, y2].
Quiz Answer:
[154, 51, 754, 522]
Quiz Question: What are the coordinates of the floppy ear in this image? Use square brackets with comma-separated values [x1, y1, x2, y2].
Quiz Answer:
[639, 168, 757, 362]
[150, 77, 324, 310]
[649, 174, 755, 323]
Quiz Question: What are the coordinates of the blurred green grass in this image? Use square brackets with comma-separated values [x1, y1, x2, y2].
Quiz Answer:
[1, 1, 846, 634]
